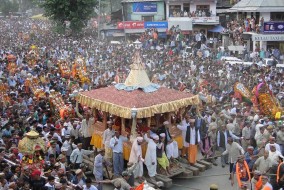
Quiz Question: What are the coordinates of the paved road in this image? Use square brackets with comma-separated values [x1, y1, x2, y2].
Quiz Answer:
[167, 158, 234, 190]
[102, 156, 242, 190]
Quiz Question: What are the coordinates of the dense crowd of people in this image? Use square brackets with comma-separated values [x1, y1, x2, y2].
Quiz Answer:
[0, 17, 283, 190]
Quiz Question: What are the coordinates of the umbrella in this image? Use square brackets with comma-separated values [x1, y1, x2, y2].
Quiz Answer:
[209, 25, 224, 33]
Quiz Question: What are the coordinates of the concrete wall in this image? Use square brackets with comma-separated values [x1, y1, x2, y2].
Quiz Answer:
[260, 12, 270, 22]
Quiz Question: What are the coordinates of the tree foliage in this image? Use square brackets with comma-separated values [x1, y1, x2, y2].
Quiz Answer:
[0, 0, 19, 16]
[41, 0, 97, 35]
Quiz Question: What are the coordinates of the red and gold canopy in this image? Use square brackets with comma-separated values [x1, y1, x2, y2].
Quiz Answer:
[78, 86, 200, 119]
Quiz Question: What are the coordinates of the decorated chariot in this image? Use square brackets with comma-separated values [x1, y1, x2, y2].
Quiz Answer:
[72, 56, 90, 84]
[75, 51, 201, 188]
[18, 131, 46, 172]
[58, 58, 72, 78]
[49, 90, 74, 119]
[25, 45, 39, 67]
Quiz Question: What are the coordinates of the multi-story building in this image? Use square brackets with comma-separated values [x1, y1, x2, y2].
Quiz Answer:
[165, 0, 219, 33]
[229, 0, 284, 52]
[118, 0, 168, 36]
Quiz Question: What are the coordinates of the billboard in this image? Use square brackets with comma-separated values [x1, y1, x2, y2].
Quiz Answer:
[132, 2, 157, 13]
[145, 21, 168, 29]
[263, 22, 284, 34]
[117, 21, 145, 29]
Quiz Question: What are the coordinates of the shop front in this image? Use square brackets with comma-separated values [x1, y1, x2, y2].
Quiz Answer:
[252, 34, 284, 53]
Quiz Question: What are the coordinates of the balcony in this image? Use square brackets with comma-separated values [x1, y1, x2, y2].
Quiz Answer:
[192, 16, 219, 24]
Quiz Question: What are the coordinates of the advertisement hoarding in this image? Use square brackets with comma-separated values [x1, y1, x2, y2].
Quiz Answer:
[132, 2, 157, 13]
[263, 22, 284, 34]
[144, 21, 168, 29]
[117, 21, 145, 29]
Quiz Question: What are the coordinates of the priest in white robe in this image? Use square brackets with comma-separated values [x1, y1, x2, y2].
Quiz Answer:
[128, 136, 144, 181]
[166, 139, 179, 159]
[144, 133, 159, 179]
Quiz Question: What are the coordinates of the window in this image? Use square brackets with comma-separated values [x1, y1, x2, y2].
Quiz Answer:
[142, 16, 154, 21]
[270, 12, 284, 21]
[169, 5, 182, 17]
[196, 5, 211, 17]
[183, 3, 190, 12]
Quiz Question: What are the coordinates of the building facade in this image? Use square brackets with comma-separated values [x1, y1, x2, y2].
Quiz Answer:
[230, 0, 284, 53]
[119, 0, 167, 35]
[165, 0, 219, 33]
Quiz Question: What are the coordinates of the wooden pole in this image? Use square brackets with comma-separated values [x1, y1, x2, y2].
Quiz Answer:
[147, 117, 151, 128]
[121, 118, 125, 132]
[103, 111, 107, 129]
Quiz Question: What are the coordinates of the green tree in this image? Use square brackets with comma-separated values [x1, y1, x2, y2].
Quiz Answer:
[41, 0, 97, 35]
[0, 0, 19, 16]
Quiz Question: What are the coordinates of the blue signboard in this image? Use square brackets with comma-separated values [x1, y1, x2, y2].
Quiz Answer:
[263, 22, 284, 34]
[145, 21, 168, 29]
[133, 2, 157, 13]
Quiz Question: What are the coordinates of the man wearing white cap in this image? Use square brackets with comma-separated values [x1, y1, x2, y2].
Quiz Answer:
[144, 133, 159, 180]
[76, 108, 95, 150]
[157, 133, 171, 175]
[268, 144, 282, 164]
[129, 136, 144, 182]
[103, 121, 115, 161]
[177, 115, 190, 157]
[184, 118, 201, 165]
[265, 136, 281, 152]
[255, 125, 269, 153]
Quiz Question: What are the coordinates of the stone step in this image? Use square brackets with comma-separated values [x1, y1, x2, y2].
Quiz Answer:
[178, 163, 200, 176]
[197, 160, 213, 169]
[173, 169, 193, 179]
[193, 163, 206, 172]
[155, 174, 173, 188]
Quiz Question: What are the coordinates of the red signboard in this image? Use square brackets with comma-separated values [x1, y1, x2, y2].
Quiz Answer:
[117, 21, 145, 29]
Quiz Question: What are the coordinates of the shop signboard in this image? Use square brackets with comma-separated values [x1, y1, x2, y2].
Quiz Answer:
[132, 2, 157, 13]
[117, 21, 144, 29]
[252, 34, 284, 41]
[144, 21, 168, 29]
[191, 16, 219, 23]
[263, 22, 284, 34]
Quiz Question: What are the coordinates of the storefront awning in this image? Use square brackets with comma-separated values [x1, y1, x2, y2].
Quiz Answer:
[112, 33, 125, 37]
[168, 17, 192, 31]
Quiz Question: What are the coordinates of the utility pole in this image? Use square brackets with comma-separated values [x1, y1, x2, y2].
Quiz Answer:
[97, 0, 101, 39]
[110, 0, 112, 14]
[121, 2, 126, 41]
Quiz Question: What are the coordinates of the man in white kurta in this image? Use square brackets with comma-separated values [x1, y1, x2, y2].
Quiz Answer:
[93, 149, 105, 190]
[177, 116, 190, 157]
[76, 108, 95, 150]
[144, 134, 159, 178]
[102, 121, 115, 161]
[128, 137, 144, 180]
[166, 140, 179, 159]
[70, 143, 94, 169]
